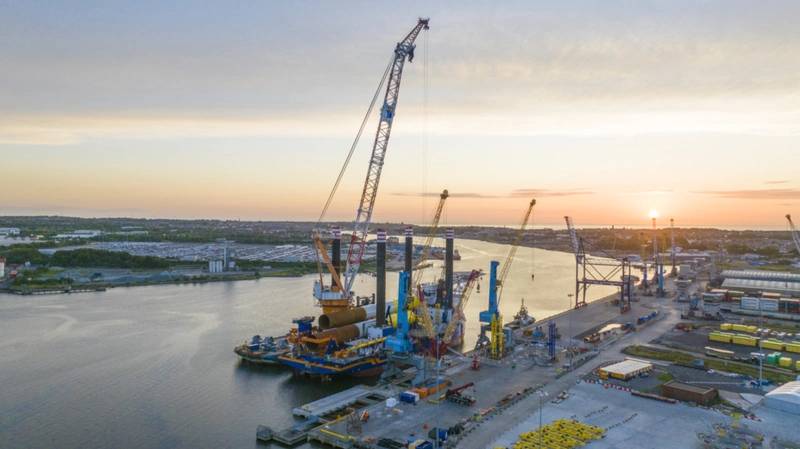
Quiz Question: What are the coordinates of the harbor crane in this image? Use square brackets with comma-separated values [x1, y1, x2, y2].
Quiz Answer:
[565, 216, 633, 313]
[412, 189, 449, 340]
[312, 18, 430, 312]
[479, 199, 536, 359]
[787, 214, 800, 256]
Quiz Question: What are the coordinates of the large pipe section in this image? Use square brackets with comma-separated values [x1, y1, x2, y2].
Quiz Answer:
[376, 229, 387, 326]
[318, 304, 376, 329]
[314, 319, 376, 344]
[445, 228, 454, 309]
[331, 226, 341, 288]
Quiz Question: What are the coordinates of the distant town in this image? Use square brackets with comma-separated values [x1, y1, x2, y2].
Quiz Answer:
[0, 216, 797, 295]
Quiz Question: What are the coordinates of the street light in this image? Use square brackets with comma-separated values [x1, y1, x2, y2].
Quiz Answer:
[538, 390, 549, 447]
[567, 293, 574, 369]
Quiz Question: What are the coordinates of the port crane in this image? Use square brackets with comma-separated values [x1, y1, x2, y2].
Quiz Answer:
[312, 18, 430, 312]
[565, 216, 633, 313]
[411, 189, 449, 340]
[787, 214, 800, 256]
[479, 199, 536, 359]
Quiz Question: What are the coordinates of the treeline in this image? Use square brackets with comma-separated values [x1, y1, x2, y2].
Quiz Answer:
[0, 245, 170, 269]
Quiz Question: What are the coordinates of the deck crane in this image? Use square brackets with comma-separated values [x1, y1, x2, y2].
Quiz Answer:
[312, 18, 430, 313]
[411, 189, 449, 340]
[440, 269, 482, 352]
[479, 199, 536, 359]
[787, 214, 800, 256]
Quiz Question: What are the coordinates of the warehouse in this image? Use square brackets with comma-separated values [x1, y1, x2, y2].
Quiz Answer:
[598, 359, 653, 380]
[721, 269, 800, 283]
[721, 278, 800, 297]
[661, 381, 718, 406]
[764, 381, 800, 415]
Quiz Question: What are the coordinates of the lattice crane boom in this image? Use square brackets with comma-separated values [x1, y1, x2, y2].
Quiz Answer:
[340, 18, 430, 298]
[413, 189, 449, 339]
[496, 199, 536, 305]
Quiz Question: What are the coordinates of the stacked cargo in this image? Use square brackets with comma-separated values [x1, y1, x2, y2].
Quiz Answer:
[785, 342, 800, 354]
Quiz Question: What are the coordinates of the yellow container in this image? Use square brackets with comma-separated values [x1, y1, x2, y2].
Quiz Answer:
[762, 340, 785, 351]
[732, 335, 758, 347]
[720, 323, 733, 331]
[779, 357, 793, 368]
[709, 332, 733, 343]
[785, 343, 800, 354]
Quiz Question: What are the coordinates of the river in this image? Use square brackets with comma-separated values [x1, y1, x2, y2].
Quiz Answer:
[0, 238, 615, 449]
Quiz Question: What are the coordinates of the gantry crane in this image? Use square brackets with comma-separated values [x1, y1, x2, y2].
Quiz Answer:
[312, 18, 430, 313]
[479, 199, 536, 359]
[565, 216, 633, 313]
[787, 214, 800, 256]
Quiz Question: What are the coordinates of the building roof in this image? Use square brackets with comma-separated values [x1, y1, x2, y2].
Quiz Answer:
[765, 381, 800, 407]
[599, 359, 652, 376]
[721, 278, 800, 296]
[721, 269, 800, 283]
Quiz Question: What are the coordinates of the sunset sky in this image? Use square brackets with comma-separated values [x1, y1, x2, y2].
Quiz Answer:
[1, 1, 798, 229]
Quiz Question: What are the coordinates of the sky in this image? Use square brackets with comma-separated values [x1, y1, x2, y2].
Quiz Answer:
[1, 1, 799, 229]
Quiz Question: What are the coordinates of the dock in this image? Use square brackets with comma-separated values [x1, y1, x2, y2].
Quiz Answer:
[292, 385, 395, 418]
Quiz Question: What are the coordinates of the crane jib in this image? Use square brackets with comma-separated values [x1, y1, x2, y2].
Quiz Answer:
[341, 19, 430, 298]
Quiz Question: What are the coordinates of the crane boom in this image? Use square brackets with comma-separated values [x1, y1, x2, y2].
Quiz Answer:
[496, 199, 536, 304]
[342, 18, 430, 297]
[787, 214, 800, 256]
[413, 190, 449, 339]
[442, 269, 481, 344]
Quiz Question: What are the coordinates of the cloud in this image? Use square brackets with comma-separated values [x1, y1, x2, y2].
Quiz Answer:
[510, 189, 594, 198]
[694, 188, 800, 200]
[391, 192, 500, 199]
[765, 180, 789, 185]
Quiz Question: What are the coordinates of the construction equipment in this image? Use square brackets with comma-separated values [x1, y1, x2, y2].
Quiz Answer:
[445, 382, 476, 406]
[564, 216, 633, 312]
[412, 189, 449, 340]
[787, 214, 800, 256]
[440, 269, 482, 347]
[479, 199, 536, 359]
[312, 18, 430, 312]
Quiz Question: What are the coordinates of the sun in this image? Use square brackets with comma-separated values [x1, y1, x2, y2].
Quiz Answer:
[648, 209, 659, 219]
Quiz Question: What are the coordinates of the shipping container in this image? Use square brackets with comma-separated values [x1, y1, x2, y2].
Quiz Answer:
[708, 332, 734, 343]
[732, 335, 759, 347]
[762, 340, 785, 351]
[785, 343, 800, 354]
[779, 357, 793, 368]
[720, 323, 733, 331]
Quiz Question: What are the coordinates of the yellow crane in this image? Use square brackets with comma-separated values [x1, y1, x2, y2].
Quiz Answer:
[410, 189, 449, 340]
[441, 269, 482, 346]
[482, 198, 536, 359]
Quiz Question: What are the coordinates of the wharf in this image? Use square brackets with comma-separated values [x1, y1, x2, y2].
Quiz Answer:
[293, 385, 396, 418]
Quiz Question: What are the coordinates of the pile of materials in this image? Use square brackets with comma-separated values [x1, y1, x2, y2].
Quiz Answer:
[512, 419, 605, 449]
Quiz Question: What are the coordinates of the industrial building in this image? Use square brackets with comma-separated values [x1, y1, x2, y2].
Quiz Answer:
[721, 278, 800, 297]
[661, 381, 717, 406]
[597, 359, 653, 380]
[721, 269, 800, 284]
[764, 381, 800, 415]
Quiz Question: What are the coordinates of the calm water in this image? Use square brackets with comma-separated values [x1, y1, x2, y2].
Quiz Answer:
[0, 239, 614, 449]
